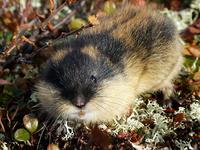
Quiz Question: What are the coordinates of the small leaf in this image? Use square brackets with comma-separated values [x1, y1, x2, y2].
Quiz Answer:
[5, 31, 13, 43]
[47, 144, 60, 150]
[3, 85, 23, 97]
[184, 46, 200, 58]
[0, 79, 11, 85]
[68, 18, 86, 31]
[117, 132, 130, 138]
[174, 113, 185, 124]
[88, 15, 100, 25]
[91, 125, 110, 149]
[14, 128, 30, 142]
[103, 1, 116, 15]
[49, 0, 55, 13]
[193, 71, 200, 81]
[130, 130, 143, 143]
[0, 133, 5, 140]
[23, 114, 38, 133]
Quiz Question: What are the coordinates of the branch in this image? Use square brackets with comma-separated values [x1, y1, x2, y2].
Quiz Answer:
[40, 1, 67, 30]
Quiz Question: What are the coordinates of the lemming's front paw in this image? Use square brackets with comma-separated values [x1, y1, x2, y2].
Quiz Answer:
[154, 91, 181, 110]
[162, 96, 181, 110]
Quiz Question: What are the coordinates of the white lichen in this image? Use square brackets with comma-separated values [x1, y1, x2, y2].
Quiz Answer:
[111, 98, 145, 135]
[162, 9, 197, 31]
[176, 107, 186, 114]
[111, 98, 174, 149]
[56, 120, 74, 140]
[31, 0, 42, 8]
[190, 0, 200, 10]
[162, 0, 200, 31]
[175, 140, 194, 150]
[190, 102, 200, 121]
[0, 142, 8, 150]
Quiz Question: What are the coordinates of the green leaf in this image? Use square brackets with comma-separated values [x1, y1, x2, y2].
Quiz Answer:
[5, 31, 13, 43]
[184, 56, 200, 72]
[3, 85, 23, 97]
[68, 18, 86, 31]
[103, 1, 116, 15]
[0, 93, 12, 106]
[14, 128, 30, 142]
[0, 133, 5, 140]
[23, 114, 39, 133]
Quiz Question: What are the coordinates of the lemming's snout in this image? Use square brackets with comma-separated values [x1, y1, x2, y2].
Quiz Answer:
[72, 95, 86, 108]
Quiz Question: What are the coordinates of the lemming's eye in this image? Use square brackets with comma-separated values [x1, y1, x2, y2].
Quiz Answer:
[90, 75, 97, 83]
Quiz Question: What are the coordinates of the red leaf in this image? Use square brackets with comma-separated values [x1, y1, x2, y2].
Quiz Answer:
[130, 130, 143, 143]
[169, 0, 180, 11]
[0, 79, 11, 85]
[91, 125, 111, 149]
[130, 0, 146, 6]
[180, 18, 200, 43]
[174, 113, 185, 124]
[117, 132, 130, 138]
[164, 108, 175, 113]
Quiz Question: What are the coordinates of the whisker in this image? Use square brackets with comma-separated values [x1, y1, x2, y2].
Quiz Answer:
[93, 100, 123, 116]
[36, 122, 47, 150]
[94, 96, 130, 106]
[49, 113, 62, 131]
[93, 101, 113, 117]
[95, 95, 128, 101]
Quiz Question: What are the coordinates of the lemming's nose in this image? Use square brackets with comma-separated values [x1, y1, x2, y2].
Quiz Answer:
[73, 95, 86, 108]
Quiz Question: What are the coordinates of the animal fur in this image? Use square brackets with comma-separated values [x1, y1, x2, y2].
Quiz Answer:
[36, 5, 183, 123]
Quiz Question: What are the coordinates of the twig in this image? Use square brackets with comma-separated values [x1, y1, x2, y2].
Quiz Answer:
[0, 115, 5, 132]
[12, 121, 18, 131]
[11, 106, 19, 121]
[52, 9, 77, 30]
[36, 122, 47, 150]
[6, 111, 11, 127]
[40, 1, 67, 30]
[3, 43, 19, 57]
[55, 23, 93, 41]
[189, 80, 200, 85]
[21, 36, 36, 47]
[26, 23, 93, 60]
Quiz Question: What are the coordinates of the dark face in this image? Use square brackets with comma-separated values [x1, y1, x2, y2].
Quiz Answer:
[42, 50, 114, 109]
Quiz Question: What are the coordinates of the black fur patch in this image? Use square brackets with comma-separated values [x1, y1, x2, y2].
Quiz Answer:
[42, 49, 120, 105]
[53, 30, 127, 66]
[82, 33, 126, 64]
[131, 16, 175, 50]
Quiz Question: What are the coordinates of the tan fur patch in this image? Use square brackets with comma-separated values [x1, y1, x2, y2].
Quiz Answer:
[81, 45, 98, 59]
[51, 50, 68, 62]
[84, 74, 137, 123]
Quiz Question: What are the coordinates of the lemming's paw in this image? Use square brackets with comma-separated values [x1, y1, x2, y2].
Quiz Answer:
[162, 96, 181, 110]
[154, 91, 181, 110]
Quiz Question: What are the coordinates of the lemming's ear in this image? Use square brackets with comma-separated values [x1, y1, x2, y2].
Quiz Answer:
[51, 34, 77, 51]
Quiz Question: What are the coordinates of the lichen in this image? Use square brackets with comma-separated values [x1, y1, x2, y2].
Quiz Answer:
[162, 0, 200, 31]
[0, 142, 8, 150]
[56, 120, 74, 140]
[190, 102, 200, 121]
[175, 140, 194, 150]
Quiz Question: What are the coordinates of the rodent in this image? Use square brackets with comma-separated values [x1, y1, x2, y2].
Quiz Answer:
[36, 5, 183, 123]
